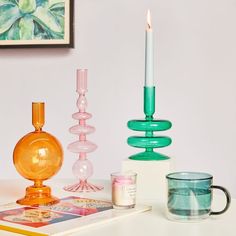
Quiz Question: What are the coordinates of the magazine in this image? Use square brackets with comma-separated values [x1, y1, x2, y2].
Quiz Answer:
[0, 196, 151, 236]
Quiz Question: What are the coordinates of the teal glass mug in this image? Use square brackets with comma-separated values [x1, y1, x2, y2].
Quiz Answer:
[166, 172, 231, 221]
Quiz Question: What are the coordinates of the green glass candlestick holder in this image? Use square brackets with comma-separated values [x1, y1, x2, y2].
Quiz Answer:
[127, 86, 172, 160]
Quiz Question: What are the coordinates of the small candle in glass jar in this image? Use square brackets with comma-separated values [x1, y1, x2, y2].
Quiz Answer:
[111, 172, 137, 209]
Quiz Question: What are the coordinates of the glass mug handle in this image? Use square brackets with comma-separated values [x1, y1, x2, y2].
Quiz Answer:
[210, 185, 231, 215]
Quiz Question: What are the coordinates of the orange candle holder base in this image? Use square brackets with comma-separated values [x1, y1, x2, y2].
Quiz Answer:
[16, 185, 59, 206]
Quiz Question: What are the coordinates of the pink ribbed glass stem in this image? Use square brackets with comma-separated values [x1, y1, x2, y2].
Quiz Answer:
[77, 69, 87, 93]
[64, 69, 103, 192]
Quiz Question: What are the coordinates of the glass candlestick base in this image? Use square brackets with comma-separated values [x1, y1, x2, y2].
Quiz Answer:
[64, 180, 103, 192]
[128, 151, 170, 161]
[16, 185, 59, 206]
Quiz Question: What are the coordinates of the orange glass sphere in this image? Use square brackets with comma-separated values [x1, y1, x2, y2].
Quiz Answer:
[14, 131, 63, 183]
[13, 102, 63, 206]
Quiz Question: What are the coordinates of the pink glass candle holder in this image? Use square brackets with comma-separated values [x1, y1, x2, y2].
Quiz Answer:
[64, 69, 103, 192]
[111, 172, 137, 209]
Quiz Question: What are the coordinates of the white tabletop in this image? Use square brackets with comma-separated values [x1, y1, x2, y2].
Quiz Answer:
[0, 179, 235, 236]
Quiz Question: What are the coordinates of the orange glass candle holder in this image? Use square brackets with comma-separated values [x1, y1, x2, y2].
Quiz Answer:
[13, 102, 63, 206]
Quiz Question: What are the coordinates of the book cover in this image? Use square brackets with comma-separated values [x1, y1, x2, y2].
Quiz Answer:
[0, 196, 151, 236]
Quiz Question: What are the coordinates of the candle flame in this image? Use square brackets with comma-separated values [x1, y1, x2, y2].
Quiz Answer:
[147, 9, 152, 29]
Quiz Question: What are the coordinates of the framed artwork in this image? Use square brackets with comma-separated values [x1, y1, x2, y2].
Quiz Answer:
[0, 0, 74, 48]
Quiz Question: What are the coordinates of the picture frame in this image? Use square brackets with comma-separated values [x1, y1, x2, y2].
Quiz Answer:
[0, 0, 74, 48]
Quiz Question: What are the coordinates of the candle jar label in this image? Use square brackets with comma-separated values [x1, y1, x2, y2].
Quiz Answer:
[112, 184, 136, 206]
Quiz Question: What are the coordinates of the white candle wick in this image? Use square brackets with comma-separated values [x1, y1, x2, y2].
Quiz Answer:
[147, 9, 152, 30]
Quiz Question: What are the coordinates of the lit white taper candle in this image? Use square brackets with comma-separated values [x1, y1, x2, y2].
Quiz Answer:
[145, 10, 154, 87]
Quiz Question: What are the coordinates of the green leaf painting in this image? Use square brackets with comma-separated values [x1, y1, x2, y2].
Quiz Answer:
[0, 0, 65, 40]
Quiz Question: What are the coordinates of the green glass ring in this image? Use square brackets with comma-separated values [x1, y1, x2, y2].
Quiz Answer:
[127, 136, 172, 148]
[128, 120, 172, 131]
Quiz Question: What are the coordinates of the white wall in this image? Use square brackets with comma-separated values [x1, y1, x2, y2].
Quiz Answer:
[0, 0, 236, 197]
